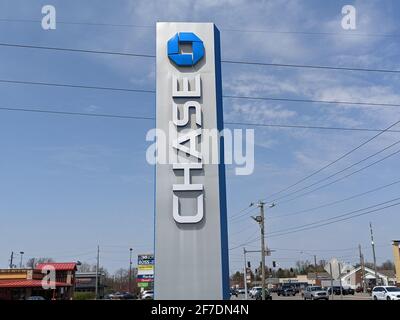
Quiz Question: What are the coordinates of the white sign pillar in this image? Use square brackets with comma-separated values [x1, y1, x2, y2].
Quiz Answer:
[154, 22, 229, 300]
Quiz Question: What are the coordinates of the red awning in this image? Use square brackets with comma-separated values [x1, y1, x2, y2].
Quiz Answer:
[35, 263, 77, 271]
[0, 279, 71, 288]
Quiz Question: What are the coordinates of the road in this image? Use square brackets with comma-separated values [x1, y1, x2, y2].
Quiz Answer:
[231, 293, 371, 300]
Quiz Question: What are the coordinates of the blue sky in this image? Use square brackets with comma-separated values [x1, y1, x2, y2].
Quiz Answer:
[0, 0, 399, 274]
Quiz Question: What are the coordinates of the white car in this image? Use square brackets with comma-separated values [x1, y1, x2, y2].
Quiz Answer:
[249, 287, 261, 298]
[372, 286, 400, 300]
[141, 290, 154, 300]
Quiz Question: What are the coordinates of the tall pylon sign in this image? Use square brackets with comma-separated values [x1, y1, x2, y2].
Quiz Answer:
[154, 22, 229, 299]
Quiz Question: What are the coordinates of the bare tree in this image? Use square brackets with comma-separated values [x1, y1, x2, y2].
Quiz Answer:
[25, 257, 54, 268]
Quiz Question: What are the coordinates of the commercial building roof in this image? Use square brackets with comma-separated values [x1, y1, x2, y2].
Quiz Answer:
[0, 279, 71, 288]
[35, 263, 77, 271]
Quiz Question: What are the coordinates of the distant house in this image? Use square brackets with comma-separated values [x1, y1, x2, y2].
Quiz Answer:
[339, 266, 396, 289]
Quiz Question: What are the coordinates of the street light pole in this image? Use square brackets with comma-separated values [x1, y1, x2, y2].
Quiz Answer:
[9, 251, 14, 269]
[19, 251, 24, 268]
[129, 248, 133, 294]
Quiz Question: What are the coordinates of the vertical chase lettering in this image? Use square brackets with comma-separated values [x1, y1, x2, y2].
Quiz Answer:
[168, 32, 205, 224]
[171, 65, 203, 224]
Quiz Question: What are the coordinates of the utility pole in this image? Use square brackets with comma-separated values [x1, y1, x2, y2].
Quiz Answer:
[95, 245, 100, 300]
[359, 244, 366, 293]
[250, 201, 275, 300]
[257, 201, 266, 300]
[9, 252, 14, 269]
[129, 248, 133, 294]
[369, 222, 379, 286]
[243, 248, 248, 300]
[313, 255, 318, 285]
[329, 263, 334, 300]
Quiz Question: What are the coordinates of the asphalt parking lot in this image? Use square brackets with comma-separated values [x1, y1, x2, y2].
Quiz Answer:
[231, 293, 372, 300]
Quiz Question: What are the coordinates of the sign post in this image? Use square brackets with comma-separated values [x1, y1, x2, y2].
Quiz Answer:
[154, 22, 229, 300]
[137, 254, 154, 290]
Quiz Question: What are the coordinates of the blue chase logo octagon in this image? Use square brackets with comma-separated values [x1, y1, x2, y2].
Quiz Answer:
[167, 32, 205, 67]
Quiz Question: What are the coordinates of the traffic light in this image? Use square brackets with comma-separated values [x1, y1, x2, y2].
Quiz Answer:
[247, 261, 251, 268]
[272, 261, 276, 268]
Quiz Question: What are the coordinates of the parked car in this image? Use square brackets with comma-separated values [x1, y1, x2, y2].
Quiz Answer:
[303, 286, 329, 300]
[254, 289, 272, 300]
[107, 292, 125, 300]
[345, 287, 355, 295]
[326, 286, 354, 295]
[230, 288, 238, 297]
[372, 286, 400, 300]
[277, 285, 296, 296]
[249, 286, 262, 298]
[121, 292, 136, 300]
[237, 288, 247, 295]
[326, 286, 342, 295]
[141, 290, 154, 300]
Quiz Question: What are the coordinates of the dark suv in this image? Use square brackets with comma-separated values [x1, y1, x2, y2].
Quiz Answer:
[277, 285, 296, 296]
[327, 286, 355, 295]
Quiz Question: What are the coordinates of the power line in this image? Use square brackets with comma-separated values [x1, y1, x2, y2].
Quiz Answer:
[0, 18, 154, 29]
[229, 207, 258, 224]
[271, 138, 400, 203]
[231, 139, 400, 226]
[231, 174, 400, 231]
[0, 106, 155, 120]
[229, 204, 255, 220]
[1, 42, 400, 75]
[269, 178, 400, 220]
[231, 180, 400, 235]
[267, 200, 400, 239]
[1, 18, 399, 38]
[1, 77, 400, 109]
[0, 42, 155, 58]
[222, 59, 400, 74]
[269, 197, 400, 235]
[278, 147, 400, 205]
[223, 95, 400, 108]
[0, 79, 156, 93]
[225, 121, 400, 132]
[262, 118, 400, 202]
[232, 200, 400, 246]
[219, 28, 400, 38]
[2, 106, 400, 134]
